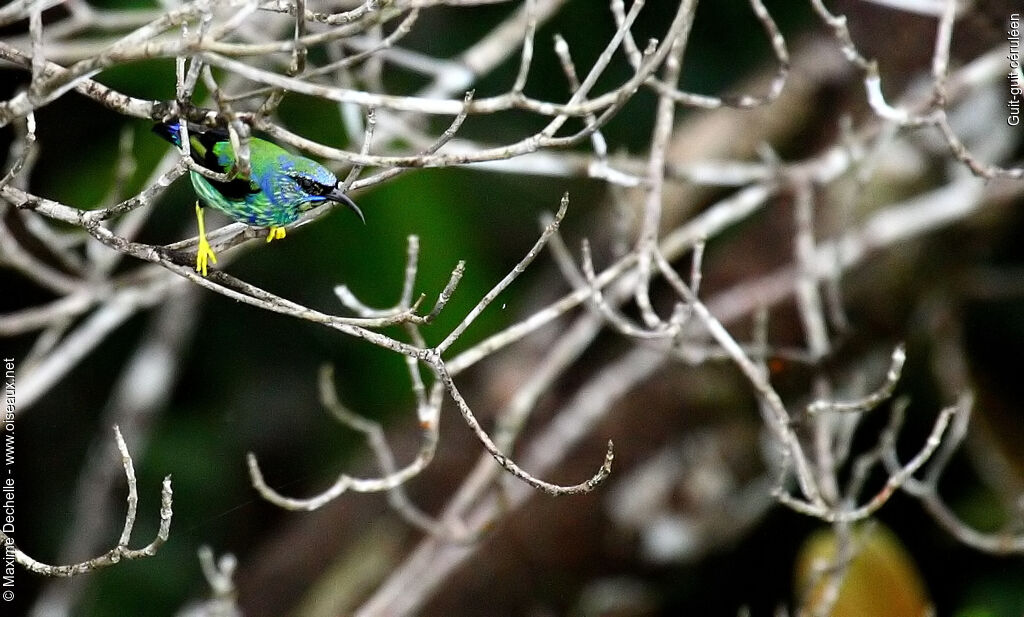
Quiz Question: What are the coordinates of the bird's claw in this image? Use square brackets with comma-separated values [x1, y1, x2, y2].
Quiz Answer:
[266, 226, 287, 243]
[194, 201, 217, 277]
[196, 236, 217, 277]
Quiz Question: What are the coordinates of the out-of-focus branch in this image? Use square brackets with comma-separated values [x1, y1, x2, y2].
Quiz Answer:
[2, 1, 1022, 614]
[176, 547, 243, 617]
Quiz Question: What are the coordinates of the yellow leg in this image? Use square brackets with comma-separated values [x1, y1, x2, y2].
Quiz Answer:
[194, 202, 218, 277]
[266, 226, 287, 243]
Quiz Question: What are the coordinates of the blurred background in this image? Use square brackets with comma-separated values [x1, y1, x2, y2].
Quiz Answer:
[2, 1, 1024, 615]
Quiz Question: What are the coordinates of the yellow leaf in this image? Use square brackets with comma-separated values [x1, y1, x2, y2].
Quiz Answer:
[794, 523, 931, 617]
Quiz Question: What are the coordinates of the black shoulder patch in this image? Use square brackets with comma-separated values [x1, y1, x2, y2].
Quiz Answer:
[208, 176, 260, 200]
[192, 130, 231, 174]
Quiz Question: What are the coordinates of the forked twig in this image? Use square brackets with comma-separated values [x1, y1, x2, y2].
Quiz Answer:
[1, 426, 172, 577]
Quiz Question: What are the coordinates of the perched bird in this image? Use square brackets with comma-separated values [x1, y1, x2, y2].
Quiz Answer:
[153, 121, 363, 276]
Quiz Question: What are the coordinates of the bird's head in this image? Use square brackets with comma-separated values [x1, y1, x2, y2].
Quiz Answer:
[274, 155, 365, 223]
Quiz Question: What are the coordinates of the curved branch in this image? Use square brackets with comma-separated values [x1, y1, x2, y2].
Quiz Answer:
[246, 370, 442, 511]
[428, 353, 614, 496]
[0, 426, 172, 577]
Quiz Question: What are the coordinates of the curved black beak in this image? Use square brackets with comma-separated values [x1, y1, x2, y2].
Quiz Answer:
[327, 187, 365, 224]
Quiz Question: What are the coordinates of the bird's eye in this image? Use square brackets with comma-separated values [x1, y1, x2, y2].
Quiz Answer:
[293, 175, 325, 195]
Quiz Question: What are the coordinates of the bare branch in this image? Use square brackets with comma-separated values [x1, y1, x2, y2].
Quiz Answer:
[0, 426, 171, 577]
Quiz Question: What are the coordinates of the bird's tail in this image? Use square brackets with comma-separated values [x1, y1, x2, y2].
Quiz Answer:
[152, 121, 184, 148]
[152, 121, 225, 163]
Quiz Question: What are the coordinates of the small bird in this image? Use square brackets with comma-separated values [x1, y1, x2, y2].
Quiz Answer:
[153, 121, 364, 276]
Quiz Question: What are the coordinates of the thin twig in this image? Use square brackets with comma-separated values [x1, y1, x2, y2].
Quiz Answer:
[0, 426, 172, 577]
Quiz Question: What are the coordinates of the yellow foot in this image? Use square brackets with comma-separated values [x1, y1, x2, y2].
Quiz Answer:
[266, 226, 287, 243]
[194, 202, 218, 277]
[196, 235, 218, 277]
